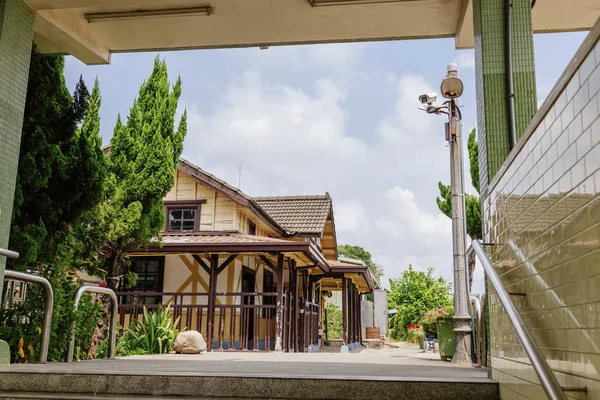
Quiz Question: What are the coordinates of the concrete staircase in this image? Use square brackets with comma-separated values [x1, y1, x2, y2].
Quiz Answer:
[0, 370, 498, 399]
[0, 352, 498, 399]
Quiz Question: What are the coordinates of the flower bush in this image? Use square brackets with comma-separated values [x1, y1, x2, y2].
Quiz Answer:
[419, 305, 454, 339]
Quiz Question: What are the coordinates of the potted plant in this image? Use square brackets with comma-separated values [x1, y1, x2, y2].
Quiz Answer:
[419, 305, 455, 360]
[435, 306, 455, 361]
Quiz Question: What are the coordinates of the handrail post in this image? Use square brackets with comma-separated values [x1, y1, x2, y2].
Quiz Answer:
[67, 285, 118, 362]
[470, 295, 482, 366]
[471, 240, 567, 400]
[3, 270, 53, 363]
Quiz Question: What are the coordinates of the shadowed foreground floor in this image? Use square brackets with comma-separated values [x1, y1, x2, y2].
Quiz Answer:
[0, 344, 497, 399]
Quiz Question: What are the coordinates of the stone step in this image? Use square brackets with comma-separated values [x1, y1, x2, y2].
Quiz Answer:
[0, 371, 498, 399]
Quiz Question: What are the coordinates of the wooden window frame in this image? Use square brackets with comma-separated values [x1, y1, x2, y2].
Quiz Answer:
[248, 220, 257, 236]
[164, 200, 206, 233]
[121, 256, 165, 305]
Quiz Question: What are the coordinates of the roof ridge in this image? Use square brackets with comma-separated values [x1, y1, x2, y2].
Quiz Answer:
[254, 194, 331, 201]
[179, 157, 252, 201]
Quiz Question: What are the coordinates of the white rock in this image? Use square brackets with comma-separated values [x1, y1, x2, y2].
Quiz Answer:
[174, 330, 206, 354]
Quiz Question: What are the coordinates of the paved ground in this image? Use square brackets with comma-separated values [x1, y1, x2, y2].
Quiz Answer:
[0, 342, 489, 382]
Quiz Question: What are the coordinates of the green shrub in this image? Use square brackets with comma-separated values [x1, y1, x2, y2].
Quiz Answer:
[326, 302, 342, 340]
[0, 271, 101, 363]
[387, 267, 452, 339]
[98, 303, 181, 357]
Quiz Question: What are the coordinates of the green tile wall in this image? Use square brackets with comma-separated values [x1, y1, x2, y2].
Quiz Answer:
[0, 0, 34, 293]
[473, 0, 537, 201]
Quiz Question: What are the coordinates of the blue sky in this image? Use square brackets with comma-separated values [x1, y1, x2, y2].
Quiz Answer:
[64, 32, 588, 293]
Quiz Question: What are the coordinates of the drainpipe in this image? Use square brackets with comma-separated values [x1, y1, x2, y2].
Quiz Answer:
[505, 0, 517, 149]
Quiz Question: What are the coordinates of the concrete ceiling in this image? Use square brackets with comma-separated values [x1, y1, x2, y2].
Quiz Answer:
[25, 0, 600, 65]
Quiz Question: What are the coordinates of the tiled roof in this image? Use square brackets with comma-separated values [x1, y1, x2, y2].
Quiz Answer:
[254, 195, 332, 235]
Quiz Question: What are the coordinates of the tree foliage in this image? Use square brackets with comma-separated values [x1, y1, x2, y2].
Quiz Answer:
[325, 302, 343, 340]
[338, 244, 384, 285]
[1, 49, 106, 362]
[387, 267, 452, 339]
[435, 128, 482, 290]
[9, 50, 106, 269]
[87, 57, 187, 356]
[94, 56, 187, 280]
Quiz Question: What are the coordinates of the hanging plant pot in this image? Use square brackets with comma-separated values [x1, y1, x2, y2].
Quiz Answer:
[436, 317, 456, 361]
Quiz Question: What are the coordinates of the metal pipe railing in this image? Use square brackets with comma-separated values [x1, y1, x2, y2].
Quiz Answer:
[470, 294, 483, 366]
[3, 270, 54, 363]
[470, 240, 567, 400]
[0, 248, 19, 260]
[66, 285, 117, 362]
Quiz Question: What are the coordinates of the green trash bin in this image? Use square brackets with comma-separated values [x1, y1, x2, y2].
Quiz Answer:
[436, 317, 455, 361]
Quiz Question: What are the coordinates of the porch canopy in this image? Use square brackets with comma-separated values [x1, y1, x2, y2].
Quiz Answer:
[312, 259, 376, 346]
[140, 232, 329, 271]
[129, 232, 327, 352]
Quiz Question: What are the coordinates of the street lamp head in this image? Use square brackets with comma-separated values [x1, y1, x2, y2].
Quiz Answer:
[441, 63, 463, 99]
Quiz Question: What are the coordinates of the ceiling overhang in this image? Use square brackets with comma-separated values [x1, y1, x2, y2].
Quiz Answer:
[25, 0, 599, 65]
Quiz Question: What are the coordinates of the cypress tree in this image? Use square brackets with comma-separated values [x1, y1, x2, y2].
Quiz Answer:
[2, 49, 106, 362]
[9, 50, 105, 270]
[88, 57, 186, 355]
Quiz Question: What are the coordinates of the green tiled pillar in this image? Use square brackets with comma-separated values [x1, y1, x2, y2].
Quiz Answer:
[473, 0, 537, 199]
[0, 0, 34, 296]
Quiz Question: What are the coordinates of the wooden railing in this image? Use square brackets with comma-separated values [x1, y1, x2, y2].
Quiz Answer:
[116, 291, 282, 351]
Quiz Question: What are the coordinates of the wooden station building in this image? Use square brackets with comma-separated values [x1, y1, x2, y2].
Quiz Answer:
[119, 159, 375, 352]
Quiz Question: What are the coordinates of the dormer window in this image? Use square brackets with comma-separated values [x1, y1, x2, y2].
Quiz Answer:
[164, 201, 205, 233]
[169, 209, 196, 231]
[248, 220, 257, 235]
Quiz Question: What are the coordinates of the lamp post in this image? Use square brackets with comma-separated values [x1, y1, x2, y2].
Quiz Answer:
[419, 63, 472, 364]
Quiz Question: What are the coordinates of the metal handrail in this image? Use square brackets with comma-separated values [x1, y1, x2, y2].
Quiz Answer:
[66, 285, 117, 362]
[470, 294, 484, 366]
[0, 248, 19, 259]
[469, 240, 567, 400]
[3, 270, 54, 363]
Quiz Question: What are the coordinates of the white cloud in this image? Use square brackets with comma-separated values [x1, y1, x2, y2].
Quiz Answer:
[375, 186, 451, 239]
[453, 51, 475, 71]
[377, 75, 436, 143]
[334, 200, 370, 235]
[181, 71, 369, 194]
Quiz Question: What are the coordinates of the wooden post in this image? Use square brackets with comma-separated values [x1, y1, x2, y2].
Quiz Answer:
[342, 276, 347, 345]
[357, 289, 362, 345]
[274, 253, 284, 351]
[303, 270, 309, 352]
[348, 279, 354, 343]
[354, 284, 358, 344]
[206, 254, 218, 352]
[354, 285, 359, 344]
[292, 260, 299, 352]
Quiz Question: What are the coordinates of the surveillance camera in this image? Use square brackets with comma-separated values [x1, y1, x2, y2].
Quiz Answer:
[418, 92, 438, 105]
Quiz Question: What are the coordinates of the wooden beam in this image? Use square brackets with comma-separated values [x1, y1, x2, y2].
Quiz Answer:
[192, 254, 210, 275]
[217, 254, 237, 276]
[259, 255, 277, 272]
[275, 253, 285, 351]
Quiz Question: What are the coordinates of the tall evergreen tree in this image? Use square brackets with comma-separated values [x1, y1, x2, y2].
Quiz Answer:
[435, 128, 481, 290]
[87, 57, 187, 355]
[9, 50, 105, 270]
[2, 49, 106, 362]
